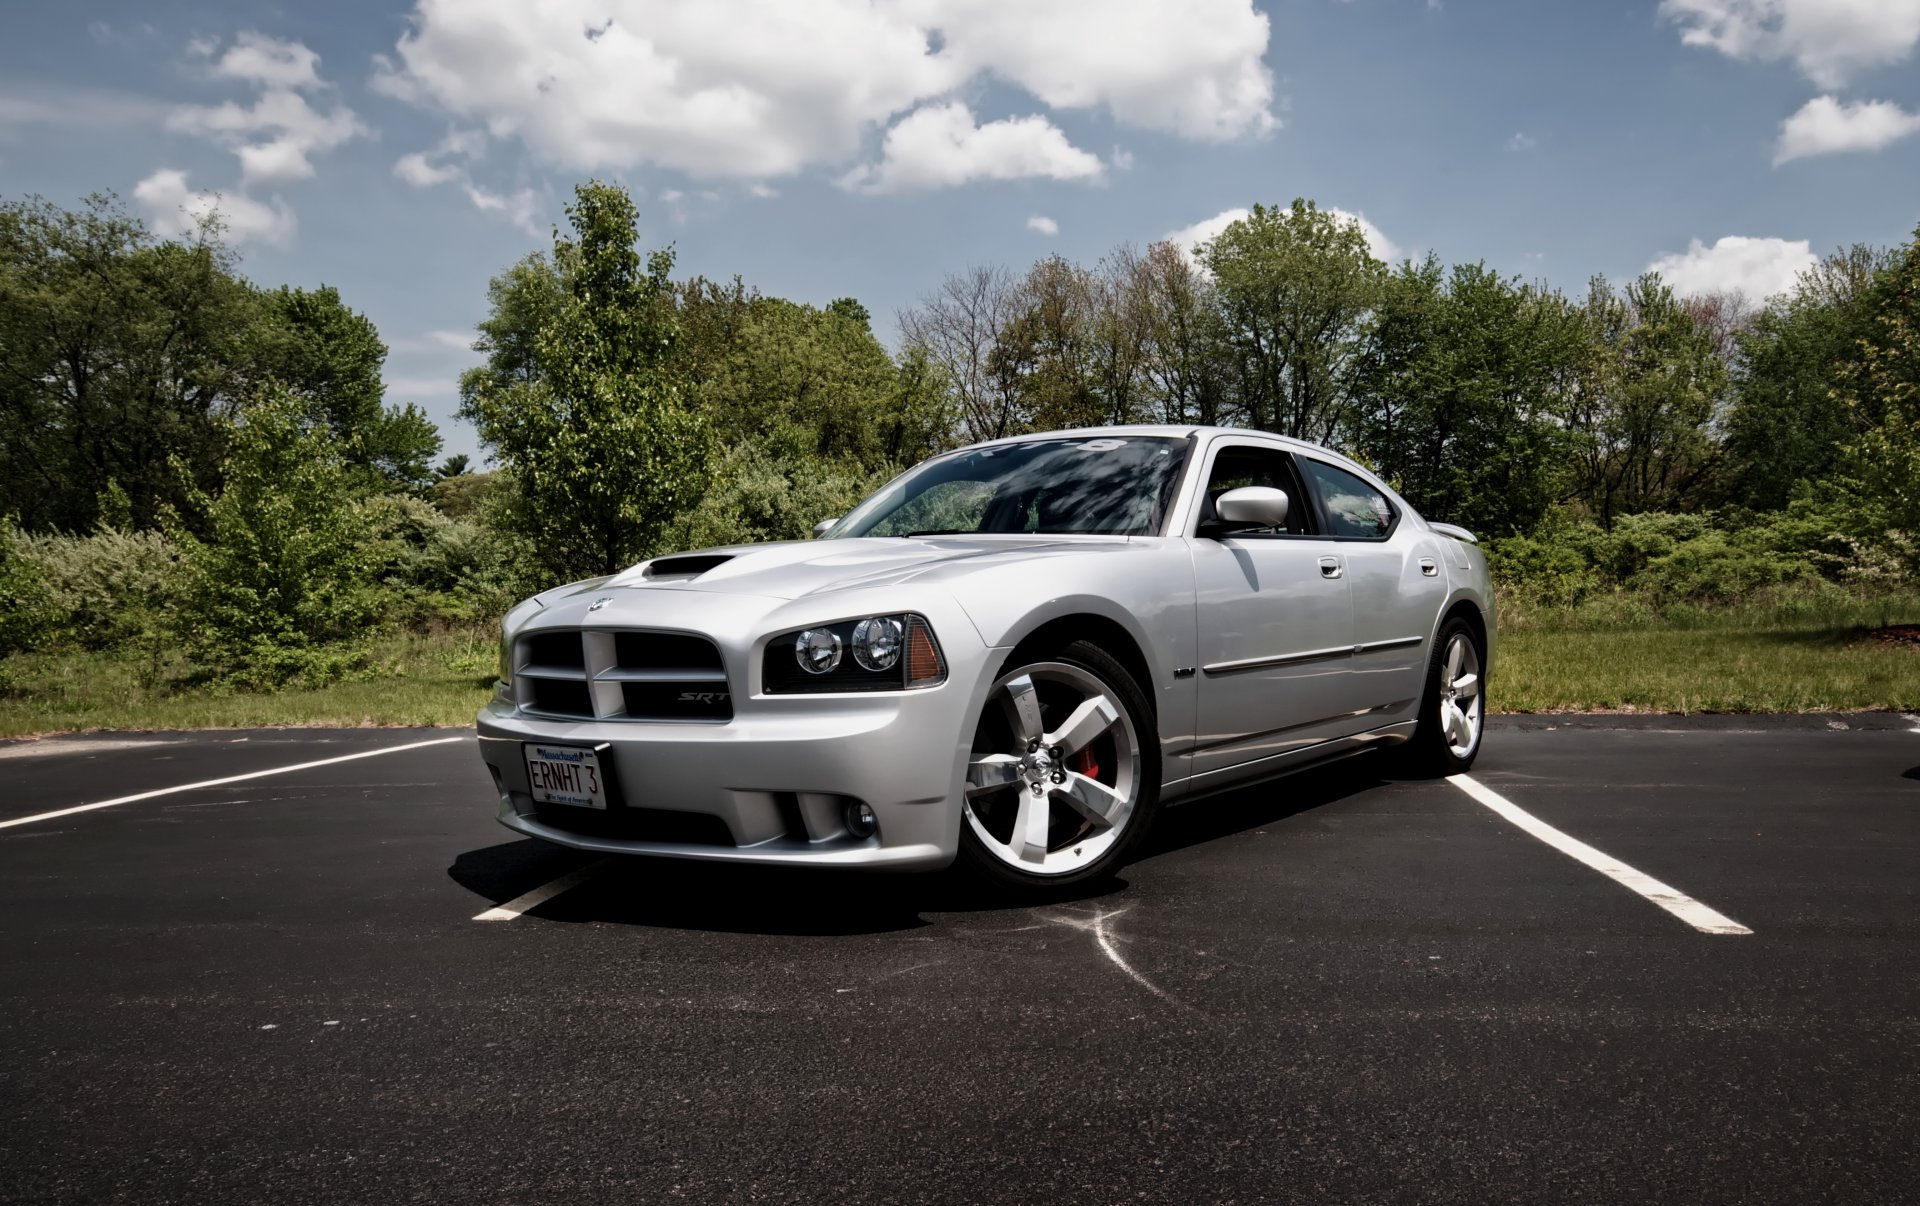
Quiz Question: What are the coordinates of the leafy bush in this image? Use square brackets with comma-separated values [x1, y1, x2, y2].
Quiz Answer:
[675, 441, 890, 549]
[172, 390, 388, 689]
[429, 471, 499, 520]
[7, 524, 185, 650]
[1485, 503, 1896, 613]
[1481, 515, 1604, 608]
[362, 493, 537, 624]
[0, 523, 64, 686]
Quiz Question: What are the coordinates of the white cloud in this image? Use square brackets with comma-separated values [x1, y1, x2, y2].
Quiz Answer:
[1660, 0, 1920, 87]
[394, 150, 460, 188]
[1027, 214, 1059, 236]
[160, 33, 365, 223]
[168, 80, 367, 185]
[1774, 94, 1920, 164]
[464, 183, 544, 235]
[198, 30, 324, 91]
[375, 0, 1276, 186]
[133, 168, 296, 247]
[1646, 235, 1817, 300]
[1506, 131, 1538, 152]
[907, 0, 1278, 141]
[392, 128, 487, 188]
[839, 103, 1104, 193]
[1111, 146, 1135, 170]
[390, 129, 542, 231]
[1163, 205, 1401, 266]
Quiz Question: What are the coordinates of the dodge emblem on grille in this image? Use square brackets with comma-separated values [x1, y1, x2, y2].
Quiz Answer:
[587, 596, 613, 612]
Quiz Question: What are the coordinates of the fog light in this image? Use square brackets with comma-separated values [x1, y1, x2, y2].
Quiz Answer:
[845, 799, 877, 838]
[795, 627, 842, 675]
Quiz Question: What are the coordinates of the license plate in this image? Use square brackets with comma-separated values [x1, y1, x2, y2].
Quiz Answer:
[523, 743, 612, 809]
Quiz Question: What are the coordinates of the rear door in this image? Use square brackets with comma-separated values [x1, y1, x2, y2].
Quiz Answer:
[1295, 455, 1445, 718]
[1187, 440, 1356, 782]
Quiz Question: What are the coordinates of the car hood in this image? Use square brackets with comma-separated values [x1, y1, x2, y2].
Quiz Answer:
[578, 536, 1134, 603]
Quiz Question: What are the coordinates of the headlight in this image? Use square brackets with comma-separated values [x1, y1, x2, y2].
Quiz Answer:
[794, 627, 843, 675]
[765, 614, 946, 694]
[851, 616, 903, 671]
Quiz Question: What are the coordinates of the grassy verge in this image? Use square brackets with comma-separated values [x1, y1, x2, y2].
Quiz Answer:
[1495, 594, 1920, 713]
[2, 595, 1916, 738]
[0, 626, 498, 739]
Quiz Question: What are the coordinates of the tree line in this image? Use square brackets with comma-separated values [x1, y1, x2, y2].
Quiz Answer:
[1, 182, 1916, 689]
[903, 202, 1911, 544]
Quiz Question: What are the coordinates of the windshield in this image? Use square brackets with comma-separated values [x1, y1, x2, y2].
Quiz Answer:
[831, 436, 1190, 539]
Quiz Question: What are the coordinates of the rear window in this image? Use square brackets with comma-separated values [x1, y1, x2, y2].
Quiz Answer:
[1302, 459, 1394, 539]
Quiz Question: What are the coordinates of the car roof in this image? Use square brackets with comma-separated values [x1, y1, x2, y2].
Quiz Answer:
[960, 424, 1408, 511]
[968, 424, 1347, 461]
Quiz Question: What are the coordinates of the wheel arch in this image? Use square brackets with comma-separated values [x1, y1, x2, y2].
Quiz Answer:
[1000, 611, 1159, 720]
[1433, 594, 1491, 680]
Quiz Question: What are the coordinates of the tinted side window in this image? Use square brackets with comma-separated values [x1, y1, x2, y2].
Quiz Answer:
[1302, 459, 1394, 539]
[1201, 445, 1310, 535]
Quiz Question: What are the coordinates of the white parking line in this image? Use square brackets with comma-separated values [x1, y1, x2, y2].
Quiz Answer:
[472, 860, 610, 921]
[1447, 773, 1753, 936]
[0, 736, 468, 831]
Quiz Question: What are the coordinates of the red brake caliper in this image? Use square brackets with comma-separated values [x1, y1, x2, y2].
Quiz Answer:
[1070, 744, 1100, 781]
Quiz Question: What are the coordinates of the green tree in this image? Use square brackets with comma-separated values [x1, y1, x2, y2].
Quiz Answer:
[1203, 200, 1388, 441]
[1721, 245, 1891, 510]
[467, 252, 567, 391]
[0, 194, 256, 531]
[695, 292, 947, 469]
[1836, 227, 1920, 574]
[173, 388, 386, 687]
[461, 181, 710, 578]
[1353, 259, 1585, 535]
[993, 255, 1101, 432]
[899, 265, 1023, 442]
[249, 284, 442, 491]
[1123, 241, 1235, 426]
[1566, 275, 1726, 526]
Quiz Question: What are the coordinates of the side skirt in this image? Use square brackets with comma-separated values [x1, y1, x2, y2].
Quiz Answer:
[1158, 718, 1416, 806]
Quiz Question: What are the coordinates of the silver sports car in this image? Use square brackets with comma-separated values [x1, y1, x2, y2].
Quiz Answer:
[475, 425, 1492, 888]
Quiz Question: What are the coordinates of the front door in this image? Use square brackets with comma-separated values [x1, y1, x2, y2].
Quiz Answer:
[1187, 441, 1356, 784]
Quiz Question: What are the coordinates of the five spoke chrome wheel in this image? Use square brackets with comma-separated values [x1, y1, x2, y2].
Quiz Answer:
[963, 661, 1140, 876]
[1439, 632, 1482, 759]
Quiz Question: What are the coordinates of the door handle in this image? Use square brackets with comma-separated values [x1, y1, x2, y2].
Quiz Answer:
[1419, 557, 1438, 577]
[1318, 557, 1343, 579]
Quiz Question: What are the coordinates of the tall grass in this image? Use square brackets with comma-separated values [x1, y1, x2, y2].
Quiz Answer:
[1494, 587, 1920, 713]
[0, 625, 497, 738]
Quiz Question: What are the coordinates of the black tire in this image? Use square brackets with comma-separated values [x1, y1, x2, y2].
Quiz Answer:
[1397, 614, 1486, 777]
[954, 639, 1162, 892]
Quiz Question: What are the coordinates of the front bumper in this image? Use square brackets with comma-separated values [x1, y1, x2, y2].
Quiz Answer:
[474, 593, 994, 871]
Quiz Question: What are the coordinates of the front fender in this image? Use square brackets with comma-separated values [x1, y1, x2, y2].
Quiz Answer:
[946, 541, 1199, 761]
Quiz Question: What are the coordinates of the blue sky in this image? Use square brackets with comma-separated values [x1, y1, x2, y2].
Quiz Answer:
[4, 0, 1918, 462]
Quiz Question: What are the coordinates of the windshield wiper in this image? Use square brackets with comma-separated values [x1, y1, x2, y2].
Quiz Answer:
[902, 528, 969, 537]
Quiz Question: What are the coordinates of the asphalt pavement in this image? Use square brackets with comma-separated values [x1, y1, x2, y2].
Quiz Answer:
[1, 715, 1916, 1203]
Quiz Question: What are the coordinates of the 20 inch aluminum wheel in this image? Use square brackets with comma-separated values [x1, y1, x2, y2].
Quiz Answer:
[961, 648, 1151, 882]
[1439, 631, 1483, 760]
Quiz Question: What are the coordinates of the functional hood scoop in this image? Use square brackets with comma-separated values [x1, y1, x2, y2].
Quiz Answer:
[646, 553, 734, 578]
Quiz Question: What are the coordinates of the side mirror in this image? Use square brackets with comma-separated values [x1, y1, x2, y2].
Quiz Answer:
[1210, 486, 1288, 535]
[812, 517, 841, 539]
